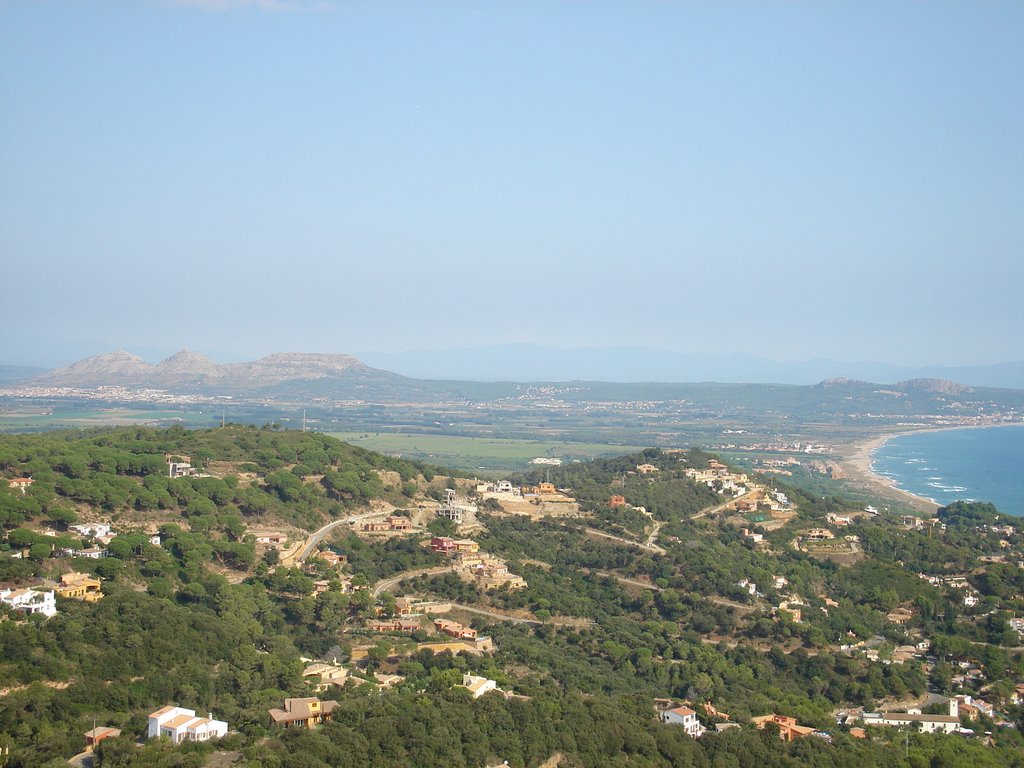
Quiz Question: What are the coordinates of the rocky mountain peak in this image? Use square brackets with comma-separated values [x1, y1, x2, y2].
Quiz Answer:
[895, 378, 972, 396]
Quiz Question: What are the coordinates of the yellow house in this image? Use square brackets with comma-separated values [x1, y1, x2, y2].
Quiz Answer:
[56, 572, 103, 602]
[268, 697, 338, 729]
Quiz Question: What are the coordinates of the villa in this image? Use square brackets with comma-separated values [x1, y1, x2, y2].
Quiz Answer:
[148, 705, 227, 743]
[0, 586, 57, 617]
[268, 697, 338, 729]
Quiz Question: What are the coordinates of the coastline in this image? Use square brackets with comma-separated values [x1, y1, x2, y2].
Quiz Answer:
[838, 423, 1024, 515]
[841, 432, 938, 513]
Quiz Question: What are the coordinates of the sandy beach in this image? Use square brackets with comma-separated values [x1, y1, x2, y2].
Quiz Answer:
[839, 431, 942, 514]
[839, 422, 1023, 515]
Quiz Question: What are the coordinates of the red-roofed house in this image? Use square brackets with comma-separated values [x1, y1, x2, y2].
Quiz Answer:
[84, 726, 121, 749]
[752, 714, 815, 742]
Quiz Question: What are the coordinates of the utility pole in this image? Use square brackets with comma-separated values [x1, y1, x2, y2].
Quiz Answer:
[302, 409, 307, 432]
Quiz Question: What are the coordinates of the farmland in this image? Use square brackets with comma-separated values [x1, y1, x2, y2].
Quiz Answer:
[326, 431, 644, 471]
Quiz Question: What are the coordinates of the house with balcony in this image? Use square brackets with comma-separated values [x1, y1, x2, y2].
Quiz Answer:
[659, 705, 706, 738]
[56, 572, 103, 602]
[0, 586, 57, 617]
[268, 697, 338, 729]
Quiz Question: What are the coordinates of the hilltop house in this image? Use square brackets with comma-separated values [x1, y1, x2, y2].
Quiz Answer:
[367, 618, 420, 633]
[83, 727, 121, 750]
[741, 528, 764, 544]
[435, 618, 477, 640]
[0, 586, 57, 617]
[268, 697, 338, 729]
[660, 706, 706, 738]
[431, 537, 479, 554]
[315, 551, 347, 568]
[302, 663, 348, 692]
[802, 528, 835, 542]
[148, 705, 227, 743]
[861, 700, 961, 734]
[363, 516, 413, 533]
[461, 674, 498, 699]
[56, 572, 103, 602]
[70, 523, 112, 539]
[254, 532, 288, 548]
[76, 547, 109, 559]
[752, 714, 815, 742]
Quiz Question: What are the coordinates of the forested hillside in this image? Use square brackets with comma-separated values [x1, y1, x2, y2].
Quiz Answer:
[0, 430, 1023, 767]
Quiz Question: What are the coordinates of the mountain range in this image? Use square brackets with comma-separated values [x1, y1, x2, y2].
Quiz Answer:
[359, 344, 1024, 390]
[30, 350, 403, 391]
[15, 346, 1024, 393]
[12, 350, 1024, 423]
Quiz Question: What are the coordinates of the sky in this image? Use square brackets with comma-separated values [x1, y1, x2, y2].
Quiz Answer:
[2, 1, 1023, 370]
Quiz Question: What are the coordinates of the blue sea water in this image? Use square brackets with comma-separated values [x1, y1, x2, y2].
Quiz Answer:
[871, 425, 1024, 517]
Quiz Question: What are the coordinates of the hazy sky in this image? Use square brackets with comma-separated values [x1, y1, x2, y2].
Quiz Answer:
[2, 1, 1022, 369]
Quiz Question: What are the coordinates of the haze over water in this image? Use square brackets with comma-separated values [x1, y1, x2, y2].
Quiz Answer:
[872, 426, 1024, 517]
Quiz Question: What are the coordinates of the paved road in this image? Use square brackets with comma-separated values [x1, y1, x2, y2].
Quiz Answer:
[372, 567, 452, 597]
[280, 510, 387, 567]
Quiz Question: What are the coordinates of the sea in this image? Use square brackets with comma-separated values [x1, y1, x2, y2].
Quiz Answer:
[871, 425, 1024, 517]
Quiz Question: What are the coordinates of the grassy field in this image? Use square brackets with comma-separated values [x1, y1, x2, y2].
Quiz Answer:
[326, 431, 645, 472]
[0, 406, 217, 432]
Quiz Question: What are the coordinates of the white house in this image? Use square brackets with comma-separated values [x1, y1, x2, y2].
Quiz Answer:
[660, 706, 705, 738]
[148, 705, 228, 743]
[76, 547, 109, 559]
[70, 523, 112, 539]
[0, 587, 57, 618]
[741, 528, 764, 544]
[461, 674, 497, 699]
[860, 699, 960, 734]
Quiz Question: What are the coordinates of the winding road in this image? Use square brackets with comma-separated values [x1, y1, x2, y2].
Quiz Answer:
[372, 567, 452, 597]
[280, 509, 389, 567]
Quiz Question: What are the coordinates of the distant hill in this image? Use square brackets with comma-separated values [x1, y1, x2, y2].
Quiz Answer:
[17, 349, 1024, 421]
[360, 343, 1024, 389]
[31, 349, 418, 394]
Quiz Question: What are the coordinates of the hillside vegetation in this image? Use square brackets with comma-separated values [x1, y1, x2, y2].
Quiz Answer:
[0, 430, 1022, 767]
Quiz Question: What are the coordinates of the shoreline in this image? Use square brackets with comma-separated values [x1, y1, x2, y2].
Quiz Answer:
[838, 422, 1024, 515]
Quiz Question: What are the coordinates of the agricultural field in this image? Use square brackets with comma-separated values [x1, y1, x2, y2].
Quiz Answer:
[327, 431, 645, 471]
[0, 404, 217, 432]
